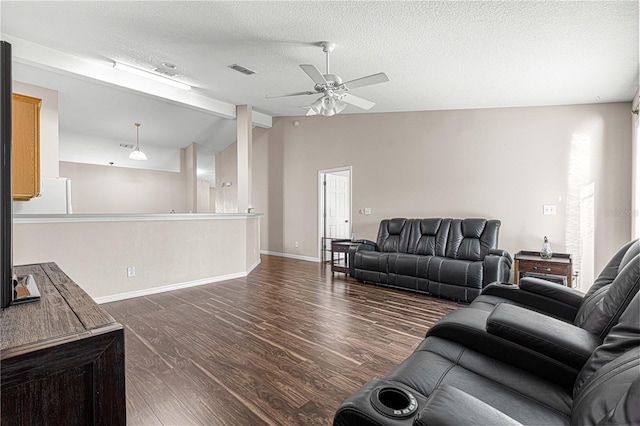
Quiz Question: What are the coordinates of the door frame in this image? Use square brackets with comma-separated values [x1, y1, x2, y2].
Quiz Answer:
[318, 166, 352, 260]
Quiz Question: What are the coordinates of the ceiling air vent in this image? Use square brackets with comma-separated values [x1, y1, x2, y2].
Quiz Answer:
[228, 64, 256, 75]
[153, 67, 179, 77]
[119, 143, 134, 149]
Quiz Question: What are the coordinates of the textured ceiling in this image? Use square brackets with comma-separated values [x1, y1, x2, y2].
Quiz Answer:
[2, 1, 638, 118]
[0, 1, 638, 177]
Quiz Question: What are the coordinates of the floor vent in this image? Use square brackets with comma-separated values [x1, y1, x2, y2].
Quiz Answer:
[228, 64, 256, 75]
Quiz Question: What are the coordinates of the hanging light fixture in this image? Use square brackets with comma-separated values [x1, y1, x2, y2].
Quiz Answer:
[307, 93, 348, 116]
[129, 122, 147, 160]
[321, 95, 346, 116]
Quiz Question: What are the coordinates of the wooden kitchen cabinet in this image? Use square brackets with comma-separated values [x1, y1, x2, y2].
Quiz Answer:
[12, 93, 41, 201]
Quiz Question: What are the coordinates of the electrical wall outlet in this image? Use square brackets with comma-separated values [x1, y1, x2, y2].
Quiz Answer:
[295, 241, 299, 248]
[364, 208, 372, 215]
[127, 266, 136, 277]
[543, 204, 557, 215]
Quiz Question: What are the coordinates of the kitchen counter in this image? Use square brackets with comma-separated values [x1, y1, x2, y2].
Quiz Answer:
[13, 213, 262, 303]
[14, 212, 262, 223]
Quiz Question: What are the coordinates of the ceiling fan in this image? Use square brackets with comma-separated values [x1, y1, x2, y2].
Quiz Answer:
[266, 42, 389, 116]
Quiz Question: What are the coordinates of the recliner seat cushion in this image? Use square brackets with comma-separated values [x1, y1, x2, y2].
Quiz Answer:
[388, 253, 423, 277]
[469, 294, 534, 313]
[354, 251, 389, 284]
[387, 253, 423, 290]
[440, 258, 482, 288]
[354, 250, 388, 271]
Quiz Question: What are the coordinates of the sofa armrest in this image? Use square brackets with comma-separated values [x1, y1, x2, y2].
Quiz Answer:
[487, 304, 601, 370]
[355, 239, 377, 247]
[415, 384, 522, 426]
[348, 240, 377, 276]
[482, 250, 512, 286]
[481, 281, 582, 322]
[489, 249, 513, 267]
[333, 378, 429, 426]
[519, 277, 584, 307]
[427, 308, 579, 388]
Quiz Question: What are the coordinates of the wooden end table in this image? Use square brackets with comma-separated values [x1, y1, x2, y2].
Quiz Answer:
[331, 240, 354, 275]
[514, 251, 573, 287]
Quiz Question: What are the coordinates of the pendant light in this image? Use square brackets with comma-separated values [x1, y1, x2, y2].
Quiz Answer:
[129, 122, 147, 160]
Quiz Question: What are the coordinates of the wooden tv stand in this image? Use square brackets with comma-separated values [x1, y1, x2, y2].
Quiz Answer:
[0, 263, 125, 425]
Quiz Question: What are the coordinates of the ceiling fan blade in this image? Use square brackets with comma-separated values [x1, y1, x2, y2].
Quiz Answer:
[343, 72, 389, 90]
[342, 93, 376, 110]
[300, 64, 327, 85]
[265, 90, 317, 99]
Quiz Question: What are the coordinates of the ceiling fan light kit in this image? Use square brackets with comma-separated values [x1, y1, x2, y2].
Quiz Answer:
[307, 96, 344, 116]
[267, 41, 389, 117]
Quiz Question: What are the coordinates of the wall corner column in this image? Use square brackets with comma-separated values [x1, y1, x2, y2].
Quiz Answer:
[237, 105, 252, 213]
[184, 142, 198, 213]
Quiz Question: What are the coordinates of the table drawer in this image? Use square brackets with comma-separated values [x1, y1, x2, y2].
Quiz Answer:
[518, 260, 570, 275]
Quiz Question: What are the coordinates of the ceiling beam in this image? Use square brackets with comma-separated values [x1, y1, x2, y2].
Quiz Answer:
[4, 35, 272, 128]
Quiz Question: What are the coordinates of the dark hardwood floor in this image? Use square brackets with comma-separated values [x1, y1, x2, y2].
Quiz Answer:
[103, 255, 464, 425]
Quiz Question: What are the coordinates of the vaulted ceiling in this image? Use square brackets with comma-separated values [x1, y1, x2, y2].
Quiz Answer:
[1, 1, 638, 174]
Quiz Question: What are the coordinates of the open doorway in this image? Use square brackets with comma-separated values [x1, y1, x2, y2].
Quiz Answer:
[318, 167, 352, 261]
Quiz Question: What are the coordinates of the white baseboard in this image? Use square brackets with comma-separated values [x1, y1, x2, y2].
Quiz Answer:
[247, 257, 262, 273]
[260, 250, 320, 263]
[94, 257, 262, 304]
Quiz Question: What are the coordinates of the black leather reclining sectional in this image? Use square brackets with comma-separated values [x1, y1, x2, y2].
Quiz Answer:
[349, 218, 512, 302]
[334, 239, 640, 425]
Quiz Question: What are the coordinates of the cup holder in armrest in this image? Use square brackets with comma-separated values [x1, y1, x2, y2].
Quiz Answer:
[370, 386, 418, 418]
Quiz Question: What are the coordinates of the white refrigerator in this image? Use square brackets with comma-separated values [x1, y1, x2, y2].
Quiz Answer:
[13, 177, 73, 214]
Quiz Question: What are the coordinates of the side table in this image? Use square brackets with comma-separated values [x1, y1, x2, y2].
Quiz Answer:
[514, 251, 574, 287]
[331, 241, 355, 275]
[322, 237, 349, 262]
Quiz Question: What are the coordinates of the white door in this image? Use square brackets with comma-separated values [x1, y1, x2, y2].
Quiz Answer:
[324, 172, 350, 239]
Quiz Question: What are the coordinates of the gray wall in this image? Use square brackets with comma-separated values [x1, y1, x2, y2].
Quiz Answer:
[60, 161, 187, 214]
[249, 102, 632, 286]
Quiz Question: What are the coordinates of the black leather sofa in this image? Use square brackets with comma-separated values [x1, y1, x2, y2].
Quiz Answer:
[349, 218, 512, 302]
[334, 239, 640, 425]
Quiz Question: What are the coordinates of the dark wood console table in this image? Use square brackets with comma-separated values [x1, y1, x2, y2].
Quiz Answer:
[0, 263, 126, 425]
